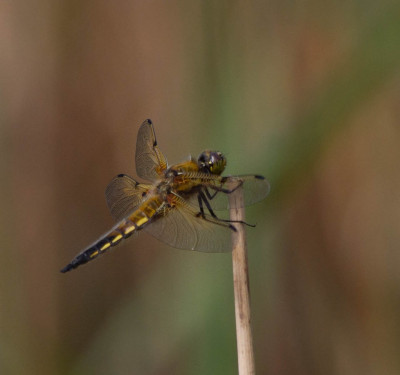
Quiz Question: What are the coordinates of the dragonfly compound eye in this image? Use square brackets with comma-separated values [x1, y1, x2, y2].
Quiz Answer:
[198, 150, 226, 175]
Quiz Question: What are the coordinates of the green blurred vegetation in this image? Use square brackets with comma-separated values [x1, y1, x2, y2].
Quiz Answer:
[1, 1, 400, 374]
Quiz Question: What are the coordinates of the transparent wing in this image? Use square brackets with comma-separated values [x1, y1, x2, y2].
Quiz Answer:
[183, 174, 270, 211]
[144, 200, 233, 253]
[105, 174, 153, 221]
[135, 119, 168, 182]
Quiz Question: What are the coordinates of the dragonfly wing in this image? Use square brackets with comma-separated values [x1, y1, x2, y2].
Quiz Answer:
[184, 174, 270, 211]
[144, 200, 233, 253]
[105, 174, 152, 221]
[135, 119, 168, 182]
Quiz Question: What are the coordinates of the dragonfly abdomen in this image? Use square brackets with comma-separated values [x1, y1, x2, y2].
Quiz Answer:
[60, 228, 128, 273]
[60, 197, 163, 273]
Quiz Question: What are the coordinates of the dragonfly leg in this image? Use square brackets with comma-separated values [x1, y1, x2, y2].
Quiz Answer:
[203, 181, 242, 201]
[198, 191, 255, 228]
[197, 193, 237, 232]
[206, 178, 244, 196]
[204, 186, 219, 200]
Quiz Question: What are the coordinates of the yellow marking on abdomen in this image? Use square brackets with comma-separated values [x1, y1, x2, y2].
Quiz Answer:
[111, 233, 123, 244]
[99, 241, 111, 251]
[134, 214, 148, 227]
[129, 210, 149, 228]
[131, 197, 163, 227]
[122, 224, 136, 237]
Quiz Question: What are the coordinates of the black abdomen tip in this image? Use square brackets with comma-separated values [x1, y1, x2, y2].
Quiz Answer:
[60, 264, 74, 273]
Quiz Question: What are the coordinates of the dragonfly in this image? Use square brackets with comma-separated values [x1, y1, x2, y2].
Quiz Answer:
[61, 119, 270, 273]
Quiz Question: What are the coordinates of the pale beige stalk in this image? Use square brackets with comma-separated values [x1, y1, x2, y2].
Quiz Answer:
[229, 187, 256, 375]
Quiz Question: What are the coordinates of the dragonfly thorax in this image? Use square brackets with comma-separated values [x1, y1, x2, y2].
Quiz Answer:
[197, 150, 226, 175]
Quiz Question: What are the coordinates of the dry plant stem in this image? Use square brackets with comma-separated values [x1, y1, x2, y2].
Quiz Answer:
[229, 187, 256, 375]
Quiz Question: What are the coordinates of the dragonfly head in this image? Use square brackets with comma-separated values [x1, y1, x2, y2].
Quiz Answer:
[197, 150, 226, 175]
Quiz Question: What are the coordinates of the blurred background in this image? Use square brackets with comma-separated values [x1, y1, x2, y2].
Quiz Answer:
[1, 1, 400, 374]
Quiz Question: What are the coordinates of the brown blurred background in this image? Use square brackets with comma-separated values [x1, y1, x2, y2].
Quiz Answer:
[1, 1, 400, 374]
